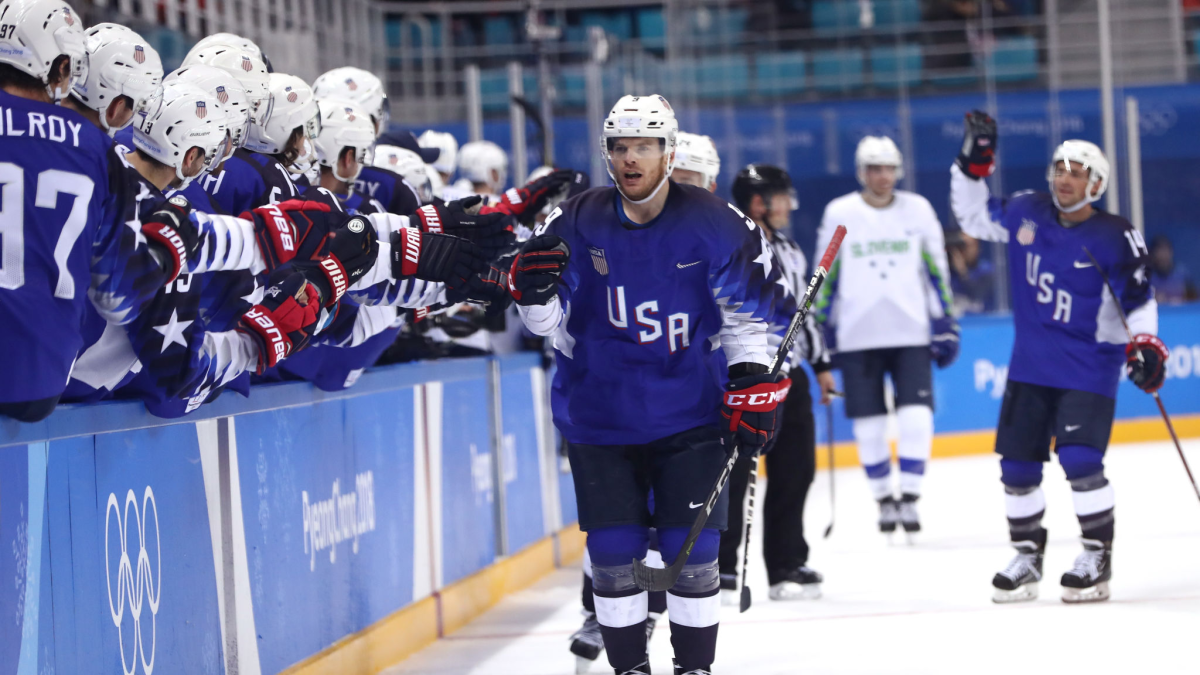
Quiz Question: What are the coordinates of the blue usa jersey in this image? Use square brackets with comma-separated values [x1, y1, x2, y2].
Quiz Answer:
[531, 183, 788, 445]
[201, 148, 299, 215]
[0, 92, 169, 403]
[951, 167, 1155, 399]
[355, 165, 420, 215]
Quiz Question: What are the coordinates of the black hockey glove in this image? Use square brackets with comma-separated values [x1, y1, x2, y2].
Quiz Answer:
[143, 195, 200, 285]
[721, 369, 791, 451]
[930, 316, 961, 369]
[237, 271, 322, 373]
[956, 110, 998, 180]
[508, 235, 570, 306]
[391, 228, 488, 287]
[1126, 334, 1169, 393]
[294, 215, 379, 307]
[412, 196, 514, 258]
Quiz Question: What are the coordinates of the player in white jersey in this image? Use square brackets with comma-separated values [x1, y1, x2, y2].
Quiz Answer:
[721, 163, 838, 601]
[814, 136, 959, 537]
[950, 111, 1164, 603]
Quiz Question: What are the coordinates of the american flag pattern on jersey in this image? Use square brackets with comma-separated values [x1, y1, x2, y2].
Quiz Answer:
[588, 246, 609, 275]
[1017, 217, 1037, 245]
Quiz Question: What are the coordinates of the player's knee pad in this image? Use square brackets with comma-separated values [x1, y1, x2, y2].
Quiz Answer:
[657, 527, 720, 566]
[896, 405, 933, 464]
[853, 414, 890, 473]
[1000, 459, 1043, 489]
[1057, 444, 1105, 482]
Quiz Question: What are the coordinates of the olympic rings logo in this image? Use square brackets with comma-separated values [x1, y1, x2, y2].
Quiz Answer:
[106, 487, 161, 675]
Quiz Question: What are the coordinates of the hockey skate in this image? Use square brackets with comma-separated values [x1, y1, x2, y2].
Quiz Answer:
[877, 496, 900, 535]
[1061, 538, 1112, 603]
[898, 493, 921, 542]
[570, 610, 604, 673]
[768, 566, 823, 600]
[992, 539, 1044, 603]
[672, 659, 712, 675]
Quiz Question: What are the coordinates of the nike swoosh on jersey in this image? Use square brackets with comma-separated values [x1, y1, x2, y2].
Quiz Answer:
[1065, 424, 1083, 432]
[677, 261, 702, 269]
[1073, 261, 1094, 269]
[689, 501, 704, 509]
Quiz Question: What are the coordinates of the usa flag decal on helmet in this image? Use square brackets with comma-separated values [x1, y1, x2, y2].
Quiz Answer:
[195, 101, 207, 119]
[216, 86, 228, 103]
[241, 56, 253, 71]
[134, 46, 146, 64]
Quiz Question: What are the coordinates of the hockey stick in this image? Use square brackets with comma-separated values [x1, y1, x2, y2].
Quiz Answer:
[1082, 247, 1200, 504]
[632, 225, 848, 593]
[823, 391, 843, 539]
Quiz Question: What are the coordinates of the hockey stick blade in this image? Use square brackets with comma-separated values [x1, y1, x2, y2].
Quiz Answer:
[1082, 246, 1200, 505]
[631, 227, 849, 592]
[740, 584, 752, 612]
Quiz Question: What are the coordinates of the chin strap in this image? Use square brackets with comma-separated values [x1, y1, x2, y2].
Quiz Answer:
[1051, 191, 1094, 214]
[333, 163, 361, 184]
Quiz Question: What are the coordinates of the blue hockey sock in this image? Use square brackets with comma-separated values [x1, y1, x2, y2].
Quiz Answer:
[1058, 445, 1115, 541]
[1001, 459, 1046, 544]
[659, 527, 720, 672]
[587, 526, 650, 672]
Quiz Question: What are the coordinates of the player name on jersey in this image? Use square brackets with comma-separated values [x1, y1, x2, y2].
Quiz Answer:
[0, 106, 86, 145]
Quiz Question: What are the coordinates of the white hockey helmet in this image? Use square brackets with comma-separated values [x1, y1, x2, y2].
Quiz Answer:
[133, 81, 231, 189]
[600, 94, 679, 204]
[244, 73, 320, 156]
[457, 140, 509, 192]
[71, 24, 163, 135]
[185, 32, 268, 69]
[182, 44, 272, 129]
[418, 129, 459, 176]
[374, 144, 434, 204]
[1046, 140, 1110, 213]
[0, 0, 86, 103]
[424, 163, 445, 198]
[312, 66, 389, 138]
[855, 135, 904, 185]
[673, 131, 721, 187]
[165, 64, 250, 158]
[313, 98, 376, 183]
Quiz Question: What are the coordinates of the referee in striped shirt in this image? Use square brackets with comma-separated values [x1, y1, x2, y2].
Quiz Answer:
[719, 164, 838, 602]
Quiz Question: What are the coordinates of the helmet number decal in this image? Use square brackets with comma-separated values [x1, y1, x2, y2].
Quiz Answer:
[0, 25, 16, 40]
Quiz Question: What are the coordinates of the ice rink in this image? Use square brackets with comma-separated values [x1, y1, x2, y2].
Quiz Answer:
[385, 438, 1200, 675]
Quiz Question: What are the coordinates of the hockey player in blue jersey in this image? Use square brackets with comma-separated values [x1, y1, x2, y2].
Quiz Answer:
[514, 95, 791, 675]
[312, 67, 426, 217]
[950, 111, 1166, 604]
[0, 0, 202, 421]
[65, 23, 162, 137]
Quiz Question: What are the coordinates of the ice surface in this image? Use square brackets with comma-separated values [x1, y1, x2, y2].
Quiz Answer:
[384, 439, 1200, 674]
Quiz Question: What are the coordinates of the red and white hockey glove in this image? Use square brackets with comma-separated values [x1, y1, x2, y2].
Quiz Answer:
[956, 110, 997, 180]
[244, 199, 333, 271]
[237, 271, 322, 373]
[1126, 333, 1169, 393]
[143, 195, 200, 285]
[721, 372, 791, 450]
[508, 235, 570, 306]
[413, 197, 514, 257]
[483, 168, 575, 226]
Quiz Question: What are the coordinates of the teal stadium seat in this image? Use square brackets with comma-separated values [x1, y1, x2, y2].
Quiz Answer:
[637, 7, 666, 48]
[581, 10, 633, 41]
[813, 0, 861, 37]
[755, 51, 807, 97]
[484, 15, 517, 46]
[873, 0, 921, 28]
[870, 43, 922, 88]
[984, 35, 1038, 82]
[813, 48, 865, 92]
[558, 66, 586, 108]
[696, 54, 750, 100]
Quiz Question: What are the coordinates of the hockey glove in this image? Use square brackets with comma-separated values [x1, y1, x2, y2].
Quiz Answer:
[508, 235, 570, 306]
[238, 271, 322, 373]
[244, 199, 333, 271]
[930, 316, 961, 369]
[1126, 333, 1169, 393]
[143, 195, 200, 285]
[486, 168, 576, 226]
[722, 372, 791, 451]
[956, 110, 998, 179]
[294, 215, 379, 307]
[413, 197, 514, 258]
[391, 228, 488, 288]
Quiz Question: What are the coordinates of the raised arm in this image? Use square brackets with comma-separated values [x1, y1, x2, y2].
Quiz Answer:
[950, 110, 1011, 243]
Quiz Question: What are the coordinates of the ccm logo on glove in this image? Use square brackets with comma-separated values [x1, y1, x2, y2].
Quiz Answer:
[724, 383, 790, 409]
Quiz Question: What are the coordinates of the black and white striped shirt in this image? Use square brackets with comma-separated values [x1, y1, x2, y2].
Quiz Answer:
[769, 231, 832, 375]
